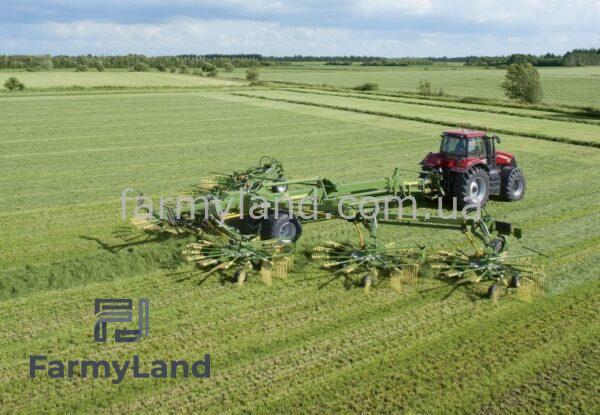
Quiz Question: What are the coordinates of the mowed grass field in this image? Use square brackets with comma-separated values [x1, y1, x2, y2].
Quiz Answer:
[0, 69, 599, 413]
[0, 69, 242, 89]
[223, 64, 600, 107]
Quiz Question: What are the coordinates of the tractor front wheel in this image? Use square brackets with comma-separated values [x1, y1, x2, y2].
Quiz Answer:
[260, 213, 302, 242]
[453, 167, 490, 208]
[500, 166, 526, 201]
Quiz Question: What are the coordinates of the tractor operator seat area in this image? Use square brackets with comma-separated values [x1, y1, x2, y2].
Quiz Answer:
[467, 137, 488, 158]
[440, 134, 466, 158]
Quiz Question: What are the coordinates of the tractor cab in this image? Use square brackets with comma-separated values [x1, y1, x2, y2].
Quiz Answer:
[420, 130, 525, 207]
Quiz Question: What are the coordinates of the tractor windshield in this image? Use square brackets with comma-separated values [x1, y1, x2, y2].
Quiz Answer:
[440, 135, 466, 158]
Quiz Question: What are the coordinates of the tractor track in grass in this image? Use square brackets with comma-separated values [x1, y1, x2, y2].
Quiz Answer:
[231, 92, 600, 148]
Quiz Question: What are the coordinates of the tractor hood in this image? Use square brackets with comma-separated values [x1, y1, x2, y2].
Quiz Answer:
[495, 150, 515, 166]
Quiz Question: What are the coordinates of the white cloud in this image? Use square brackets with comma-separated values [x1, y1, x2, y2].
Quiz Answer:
[354, 0, 433, 15]
[1, 1, 598, 56]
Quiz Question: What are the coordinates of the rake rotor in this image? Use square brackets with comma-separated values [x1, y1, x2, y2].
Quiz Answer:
[312, 239, 425, 292]
[182, 219, 294, 285]
[425, 249, 546, 299]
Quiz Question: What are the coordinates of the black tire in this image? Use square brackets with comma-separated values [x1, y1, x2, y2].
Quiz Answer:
[487, 283, 500, 299]
[260, 212, 302, 242]
[453, 166, 490, 208]
[234, 268, 246, 284]
[490, 238, 505, 255]
[510, 274, 521, 289]
[500, 167, 525, 201]
[360, 274, 373, 288]
[236, 216, 262, 235]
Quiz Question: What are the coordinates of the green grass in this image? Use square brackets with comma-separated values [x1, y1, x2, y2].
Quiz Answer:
[0, 84, 599, 413]
[234, 89, 600, 146]
[0, 69, 242, 90]
[222, 64, 600, 107]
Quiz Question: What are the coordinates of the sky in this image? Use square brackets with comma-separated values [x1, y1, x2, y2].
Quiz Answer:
[1, 1, 598, 57]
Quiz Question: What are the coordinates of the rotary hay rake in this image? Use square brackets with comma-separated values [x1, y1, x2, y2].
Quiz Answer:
[131, 156, 545, 298]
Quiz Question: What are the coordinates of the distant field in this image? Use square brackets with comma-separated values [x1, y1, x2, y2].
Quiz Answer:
[0, 70, 242, 89]
[223, 64, 600, 107]
[1, 87, 599, 413]
[237, 89, 600, 145]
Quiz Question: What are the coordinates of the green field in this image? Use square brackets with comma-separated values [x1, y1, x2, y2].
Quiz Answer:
[223, 64, 600, 107]
[1, 68, 599, 413]
[0, 70, 242, 89]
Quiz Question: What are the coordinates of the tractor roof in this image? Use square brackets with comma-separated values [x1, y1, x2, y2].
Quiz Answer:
[444, 129, 486, 138]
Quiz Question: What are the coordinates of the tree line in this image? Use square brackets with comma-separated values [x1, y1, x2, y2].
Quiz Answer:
[0, 49, 598, 71]
[464, 49, 600, 67]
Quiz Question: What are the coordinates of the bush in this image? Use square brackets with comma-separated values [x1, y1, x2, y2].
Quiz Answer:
[501, 63, 543, 103]
[130, 62, 150, 72]
[224, 62, 234, 72]
[95, 62, 105, 72]
[246, 67, 259, 82]
[353, 82, 379, 91]
[179, 65, 190, 74]
[4, 77, 25, 91]
[206, 67, 218, 77]
[192, 69, 204, 76]
[74, 64, 88, 72]
[417, 80, 432, 95]
[156, 63, 167, 72]
[169, 67, 177, 73]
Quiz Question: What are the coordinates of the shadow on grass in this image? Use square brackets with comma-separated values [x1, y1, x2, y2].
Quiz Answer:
[79, 225, 188, 253]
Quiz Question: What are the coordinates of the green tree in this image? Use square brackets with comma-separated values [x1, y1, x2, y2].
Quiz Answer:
[246, 67, 259, 82]
[501, 63, 543, 103]
[203, 63, 219, 76]
[74, 64, 88, 72]
[95, 61, 105, 71]
[130, 62, 150, 72]
[4, 77, 25, 91]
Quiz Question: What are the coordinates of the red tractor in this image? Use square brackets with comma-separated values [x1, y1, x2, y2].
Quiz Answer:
[421, 130, 525, 207]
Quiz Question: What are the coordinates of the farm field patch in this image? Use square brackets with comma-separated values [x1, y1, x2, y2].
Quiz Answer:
[222, 65, 600, 107]
[0, 70, 242, 89]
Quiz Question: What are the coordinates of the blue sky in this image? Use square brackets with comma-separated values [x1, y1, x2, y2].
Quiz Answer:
[1, 1, 598, 57]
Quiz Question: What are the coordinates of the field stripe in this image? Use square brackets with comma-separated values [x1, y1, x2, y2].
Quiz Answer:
[232, 92, 600, 148]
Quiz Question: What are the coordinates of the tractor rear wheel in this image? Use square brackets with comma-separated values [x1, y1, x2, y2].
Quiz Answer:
[453, 167, 490, 208]
[260, 213, 302, 242]
[500, 167, 525, 201]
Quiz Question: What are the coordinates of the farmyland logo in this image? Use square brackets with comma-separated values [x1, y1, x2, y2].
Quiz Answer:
[94, 298, 149, 342]
[29, 298, 210, 384]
